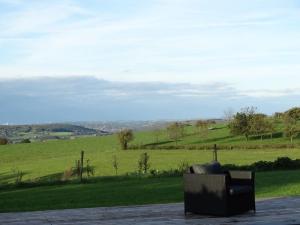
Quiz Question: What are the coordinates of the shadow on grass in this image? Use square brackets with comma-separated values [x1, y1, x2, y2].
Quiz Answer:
[0, 171, 29, 185]
[144, 140, 174, 146]
[0, 175, 182, 212]
[38, 172, 63, 182]
[190, 135, 234, 144]
[249, 132, 283, 141]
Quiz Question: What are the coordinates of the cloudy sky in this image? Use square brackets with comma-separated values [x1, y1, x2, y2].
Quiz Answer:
[0, 0, 300, 123]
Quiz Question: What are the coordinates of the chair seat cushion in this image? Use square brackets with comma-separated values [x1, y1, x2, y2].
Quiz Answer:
[229, 185, 252, 195]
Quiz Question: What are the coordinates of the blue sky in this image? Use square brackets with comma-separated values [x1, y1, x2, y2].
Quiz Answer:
[0, 0, 300, 123]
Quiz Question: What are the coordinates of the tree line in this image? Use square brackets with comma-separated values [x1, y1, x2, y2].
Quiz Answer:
[228, 106, 300, 143]
[116, 106, 300, 150]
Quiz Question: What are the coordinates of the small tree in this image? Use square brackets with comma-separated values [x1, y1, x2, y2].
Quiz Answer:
[86, 159, 95, 177]
[229, 107, 256, 141]
[112, 155, 119, 175]
[117, 129, 134, 150]
[195, 120, 209, 138]
[266, 117, 276, 139]
[138, 152, 150, 174]
[166, 122, 184, 145]
[250, 114, 268, 141]
[283, 114, 299, 143]
[0, 137, 8, 145]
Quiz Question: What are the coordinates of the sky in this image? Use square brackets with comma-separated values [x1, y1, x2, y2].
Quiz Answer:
[0, 0, 300, 123]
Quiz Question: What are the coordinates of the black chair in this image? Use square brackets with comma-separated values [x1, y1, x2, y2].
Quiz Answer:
[184, 162, 255, 216]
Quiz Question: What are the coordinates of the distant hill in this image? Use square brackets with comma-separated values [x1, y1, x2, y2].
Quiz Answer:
[0, 123, 110, 143]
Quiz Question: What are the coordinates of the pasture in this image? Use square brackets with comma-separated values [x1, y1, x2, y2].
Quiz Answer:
[1, 122, 300, 212]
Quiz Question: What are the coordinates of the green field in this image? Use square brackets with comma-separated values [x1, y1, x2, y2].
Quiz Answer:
[1, 170, 300, 212]
[1, 123, 299, 182]
[1, 122, 300, 212]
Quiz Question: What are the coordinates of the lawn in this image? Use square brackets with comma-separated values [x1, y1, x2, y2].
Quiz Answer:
[1, 135, 300, 182]
[1, 170, 300, 212]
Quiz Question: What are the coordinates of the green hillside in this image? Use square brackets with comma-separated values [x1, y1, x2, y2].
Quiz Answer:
[1, 122, 300, 183]
[1, 121, 300, 212]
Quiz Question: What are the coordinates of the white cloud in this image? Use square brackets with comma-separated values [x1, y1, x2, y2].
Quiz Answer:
[0, 0, 300, 95]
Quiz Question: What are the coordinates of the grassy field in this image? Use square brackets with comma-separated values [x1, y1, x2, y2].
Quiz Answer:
[1, 170, 300, 212]
[1, 122, 300, 212]
[1, 135, 300, 182]
[1, 122, 300, 182]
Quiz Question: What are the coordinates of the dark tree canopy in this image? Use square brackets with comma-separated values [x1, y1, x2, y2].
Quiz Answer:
[0, 137, 8, 145]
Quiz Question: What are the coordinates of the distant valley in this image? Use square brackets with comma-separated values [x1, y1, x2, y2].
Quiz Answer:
[0, 120, 172, 143]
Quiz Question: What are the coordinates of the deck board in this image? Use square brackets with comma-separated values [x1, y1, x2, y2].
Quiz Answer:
[1, 197, 300, 224]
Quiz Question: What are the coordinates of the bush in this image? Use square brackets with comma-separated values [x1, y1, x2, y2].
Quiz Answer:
[62, 168, 73, 181]
[11, 169, 24, 185]
[112, 155, 119, 175]
[128, 143, 299, 150]
[138, 152, 150, 174]
[20, 139, 31, 143]
[223, 157, 300, 172]
[0, 137, 8, 145]
[147, 157, 300, 178]
[178, 161, 190, 173]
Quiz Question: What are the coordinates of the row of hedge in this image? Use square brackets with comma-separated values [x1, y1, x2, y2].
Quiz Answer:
[223, 157, 300, 172]
[126, 157, 300, 178]
[129, 143, 299, 150]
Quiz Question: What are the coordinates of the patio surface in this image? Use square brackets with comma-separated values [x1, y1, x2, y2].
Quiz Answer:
[1, 197, 300, 225]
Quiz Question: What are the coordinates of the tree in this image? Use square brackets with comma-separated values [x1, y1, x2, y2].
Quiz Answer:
[138, 152, 150, 174]
[229, 106, 256, 141]
[117, 129, 134, 150]
[166, 122, 184, 145]
[285, 107, 300, 120]
[283, 114, 299, 143]
[0, 137, 8, 145]
[195, 120, 209, 138]
[274, 112, 284, 120]
[153, 126, 163, 144]
[266, 117, 276, 139]
[250, 114, 268, 141]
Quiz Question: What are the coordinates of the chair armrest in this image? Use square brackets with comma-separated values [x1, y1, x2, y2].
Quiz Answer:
[229, 171, 255, 186]
[183, 173, 228, 198]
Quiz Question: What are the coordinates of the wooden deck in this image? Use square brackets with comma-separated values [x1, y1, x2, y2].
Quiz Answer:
[1, 197, 300, 224]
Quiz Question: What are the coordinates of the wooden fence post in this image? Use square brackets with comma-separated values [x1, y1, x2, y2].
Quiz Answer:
[80, 150, 84, 182]
[213, 144, 218, 162]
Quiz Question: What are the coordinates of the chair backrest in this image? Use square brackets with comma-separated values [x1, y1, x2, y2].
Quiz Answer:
[189, 161, 222, 174]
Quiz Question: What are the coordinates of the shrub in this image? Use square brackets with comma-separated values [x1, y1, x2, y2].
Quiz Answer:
[128, 143, 299, 151]
[178, 161, 190, 173]
[62, 168, 73, 181]
[138, 152, 150, 174]
[20, 139, 31, 143]
[112, 155, 119, 175]
[223, 157, 300, 172]
[0, 137, 8, 145]
[11, 169, 24, 185]
[86, 159, 95, 177]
